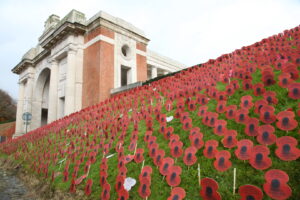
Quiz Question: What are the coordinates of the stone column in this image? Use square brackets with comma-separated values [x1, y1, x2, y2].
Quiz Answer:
[48, 60, 58, 122]
[25, 74, 34, 132]
[14, 81, 25, 137]
[65, 48, 76, 115]
[151, 66, 157, 78]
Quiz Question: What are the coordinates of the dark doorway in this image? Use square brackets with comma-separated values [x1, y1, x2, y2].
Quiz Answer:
[121, 66, 130, 86]
[41, 108, 48, 126]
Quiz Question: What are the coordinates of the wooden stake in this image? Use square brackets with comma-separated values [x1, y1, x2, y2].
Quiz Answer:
[133, 143, 137, 156]
[233, 168, 236, 195]
[198, 163, 201, 187]
[162, 175, 165, 181]
[141, 160, 145, 172]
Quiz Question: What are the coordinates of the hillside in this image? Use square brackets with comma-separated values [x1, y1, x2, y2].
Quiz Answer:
[1, 26, 300, 200]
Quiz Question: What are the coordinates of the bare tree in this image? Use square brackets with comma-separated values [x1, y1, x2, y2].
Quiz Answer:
[0, 89, 16, 122]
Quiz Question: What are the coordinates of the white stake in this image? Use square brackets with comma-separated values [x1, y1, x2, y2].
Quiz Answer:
[198, 163, 201, 187]
[141, 160, 145, 172]
[233, 168, 236, 195]
[134, 143, 138, 156]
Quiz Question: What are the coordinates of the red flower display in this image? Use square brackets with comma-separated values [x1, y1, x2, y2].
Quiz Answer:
[240, 95, 253, 110]
[225, 105, 237, 119]
[278, 73, 292, 88]
[257, 125, 276, 145]
[189, 132, 204, 149]
[166, 166, 182, 187]
[164, 126, 174, 140]
[242, 79, 252, 90]
[200, 178, 221, 200]
[138, 177, 151, 198]
[124, 154, 134, 164]
[259, 105, 276, 124]
[263, 91, 278, 105]
[263, 169, 291, 200]
[84, 179, 93, 196]
[244, 118, 259, 136]
[167, 187, 186, 200]
[275, 136, 300, 161]
[254, 99, 268, 114]
[203, 140, 218, 159]
[198, 105, 208, 117]
[226, 84, 235, 96]
[216, 100, 227, 113]
[101, 182, 111, 200]
[213, 120, 227, 136]
[170, 141, 183, 158]
[153, 149, 165, 167]
[287, 82, 300, 99]
[276, 111, 298, 131]
[253, 83, 266, 96]
[159, 157, 174, 176]
[222, 130, 237, 148]
[213, 150, 231, 171]
[134, 148, 144, 163]
[206, 112, 219, 127]
[235, 139, 253, 160]
[238, 185, 263, 200]
[182, 117, 193, 131]
[235, 108, 249, 124]
[183, 146, 197, 166]
[249, 145, 272, 170]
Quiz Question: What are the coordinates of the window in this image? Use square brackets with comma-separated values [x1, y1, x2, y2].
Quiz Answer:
[121, 65, 131, 86]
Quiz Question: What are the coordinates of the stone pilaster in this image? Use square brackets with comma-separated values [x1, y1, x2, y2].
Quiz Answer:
[48, 59, 58, 122]
[65, 48, 76, 115]
[151, 66, 157, 78]
[14, 81, 25, 137]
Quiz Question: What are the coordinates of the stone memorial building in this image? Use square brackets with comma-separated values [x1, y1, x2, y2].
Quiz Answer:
[12, 10, 185, 137]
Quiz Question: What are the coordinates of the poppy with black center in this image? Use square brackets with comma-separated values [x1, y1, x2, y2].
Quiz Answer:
[244, 118, 259, 137]
[226, 84, 235, 96]
[287, 82, 300, 100]
[148, 143, 158, 158]
[118, 188, 129, 200]
[213, 119, 227, 136]
[200, 178, 221, 200]
[134, 148, 144, 163]
[196, 94, 208, 105]
[259, 105, 276, 124]
[183, 146, 197, 166]
[225, 105, 237, 119]
[188, 99, 197, 111]
[198, 105, 208, 117]
[170, 141, 183, 158]
[101, 183, 111, 200]
[253, 83, 266, 96]
[69, 179, 76, 193]
[153, 149, 165, 166]
[166, 166, 182, 187]
[254, 99, 268, 114]
[216, 100, 227, 113]
[216, 91, 227, 101]
[203, 140, 219, 159]
[190, 127, 201, 136]
[159, 157, 174, 176]
[261, 71, 276, 86]
[263, 169, 291, 200]
[222, 130, 238, 149]
[213, 150, 232, 171]
[115, 175, 125, 192]
[257, 125, 276, 145]
[100, 171, 108, 186]
[242, 79, 253, 90]
[263, 91, 278, 105]
[139, 166, 153, 182]
[240, 95, 254, 110]
[275, 136, 300, 161]
[189, 132, 204, 149]
[168, 134, 180, 147]
[235, 139, 253, 160]
[276, 111, 298, 131]
[167, 187, 186, 200]
[164, 126, 174, 140]
[249, 145, 272, 170]
[278, 72, 292, 88]
[235, 108, 249, 124]
[238, 185, 263, 200]
[204, 112, 219, 127]
[283, 64, 299, 80]
[138, 177, 151, 198]
[182, 117, 192, 131]
[85, 179, 93, 196]
[231, 80, 240, 90]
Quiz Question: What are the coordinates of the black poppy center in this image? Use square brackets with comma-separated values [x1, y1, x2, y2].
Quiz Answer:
[206, 186, 213, 196]
[208, 146, 213, 154]
[262, 131, 269, 140]
[194, 138, 199, 146]
[170, 172, 177, 182]
[241, 146, 247, 153]
[227, 136, 233, 144]
[245, 83, 250, 89]
[172, 195, 179, 200]
[229, 110, 233, 116]
[282, 78, 287, 85]
[217, 125, 222, 132]
[249, 124, 255, 132]
[271, 179, 280, 190]
[256, 87, 261, 93]
[156, 155, 161, 163]
[151, 148, 156, 155]
[142, 184, 147, 194]
[244, 100, 249, 107]
[266, 96, 272, 104]
[121, 196, 125, 200]
[219, 95, 224, 100]
[292, 88, 299, 95]
[163, 163, 169, 171]
[174, 146, 179, 154]
[219, 105, 223, 110]
[187, 153, 192, 161]
[282, 117, 289, 126]
[210, 118, 215, 125]
[246, 195, 255, 200]
[218, 157, 225, 166]
[264, 112, 270, 120]
[239, 114, 245, 121]
[282, 144, 291, 154]
[266, 78, 272, 85]
[104, 189, 107, 197]
[255, 153, 263, 163]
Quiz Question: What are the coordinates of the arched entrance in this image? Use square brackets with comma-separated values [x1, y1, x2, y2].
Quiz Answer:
[34, 68, 51, 127]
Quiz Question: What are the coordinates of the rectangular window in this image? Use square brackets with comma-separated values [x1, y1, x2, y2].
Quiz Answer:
[121, 65, 131, 86]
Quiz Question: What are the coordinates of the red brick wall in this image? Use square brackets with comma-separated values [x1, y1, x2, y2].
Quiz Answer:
[136, 42, 147, 52]
[136, 54, 147, 81]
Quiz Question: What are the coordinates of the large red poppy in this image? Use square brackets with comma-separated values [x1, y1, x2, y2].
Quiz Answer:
[242, 79, 253, 90]
[222, 130, 237, 149]
[287, 82, 300, 99]
[144, 131, 152, 142]
[206, 112, 219, 127]
[198, 105, 208, 117]
[84, 179, 93, 196]
[115, 175, 125, 192]
[189, 132, 204, 149]
[235, 108, 249, 124]
[134, 148, 144, 163]
[226, 84, 235, 96]
[197, 94, 209, 105]
[164, 126, 174, 140]
[140, 166, 153, 182]
[257, 125, 276, 145]
[167, 187, 186, 200]
[188, 99, 197, 111]
[166, 166, 182, 187]
[159, 157, 174, 176]
[275, 136, 300, 161]
[283, 64, 299, 80]
[216, 91, 227, 101]
[213, 150, 232, 171]
[170, 141, 183, 158]
[100, 171, 108, 186]
[278, 73, 292, 88]
[190, 127, 201, 136]
[183, 146, 197, 166]
[261, 70, 276, 86]
[263, 169, 291, 200]
[138, 177, 151, 198]
[238, 185, 263, 200]
[249, 145, 272, 170]
[182, 117, 193, 131]
[168, 134, 180, 147]
[101, 182, 111, 200]
[254, 99, 268, 114]
[240, 95, 253, 110]
[117, 188, 129, 200]
[149, 143, 158, 158]
[244, 118, 259, 137]
[216, 100, 227, 113]
[203, 140, 219, 159]
[225, 105, 237, 119]
[263, 91, 278, 105]
[200, 178, 221, 200]
[213, 120, 227, 136]
[253, 83, 266, 96]
[153, 149, 165, 167]
[276, 111, 298, 131]
[259, 105, 276, 124]
[235, 139, 253, 160]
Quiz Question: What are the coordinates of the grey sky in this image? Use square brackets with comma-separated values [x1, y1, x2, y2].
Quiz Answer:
[0, 0, 299, 99]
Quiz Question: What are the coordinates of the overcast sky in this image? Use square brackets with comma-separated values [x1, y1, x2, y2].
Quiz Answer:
[0, 0, 299, 99]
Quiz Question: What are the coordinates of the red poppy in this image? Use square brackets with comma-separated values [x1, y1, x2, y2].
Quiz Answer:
[134, 148, 144, 163]
[179, 112, 189, 123]
[244, 118, 259, 136]
[140, 166, 153, 181]
[101, 182, 111, 200]
[276, 111, 298, 131]
[287, 82, 300, 99]
[254, 99, 268, 114]
[147, 136, 157, 149]
[261, 70, 276, 86]
[115, 175, 125, 192]
[100, 171, 108, 186]
[216, 100, 227, 113]
[213, 120, 227, 136]
[168, 134, 180, 147]
[159, 123, 167, 134]
[189, 132, 204, 149]
[118, 166, 127, 177]
[138, 177, 151, 198]
[263, 169, 292, 200]
[70, 179, 76, 193]
[149, 143, 159, 159]
[159, 157, 174, 176]
[275, 136, 300, 161]
[200, 178, 221, 200]
[283, 64, 299, 80]
[226, 84, 235, 96]
[225, 105, 237, 119]
[182, 117, 193, 131]
[118, 188, 129, 200]
[249, 145, 272, 170]
[188, 99, 197, 111]
[206, 112, 219, 127]
[167, 187, 186, 200]
[183, 146, 197, 166]
[213, 150, 231, 171]
[170, 141, 183, 158]
[241, 95, 253, 109]
[257, 125, 276, 145]
[263, 91, 278, 105]
[198, 105, 208, 117]
[278, 73, 292, 88]
[203, 140, 219, 159]
[124, 154, 134, 164]
[190, 127, 201, 136]
[235, 139, 253, 160]
[259, 105, 276, 124]
[165, 100, 173, 111]
[238, 185, 263, 200]
[153, 149, 165, 166]
[242, 79, 252, 90]
[216, 91, 227, 101]
[85, 179, 93, 196]
[197, 94, 209, 105]
[222, 130, 237, 148]
[235, 108, 249, 124]
[253, 83, 266, 96]
[144, 131, 152, 142]
[164, 126, 174, 140]
[166, 166, 182, 187]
